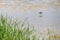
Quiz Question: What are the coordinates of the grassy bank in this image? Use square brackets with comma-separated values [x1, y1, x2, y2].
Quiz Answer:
[0, 15, 60, 40]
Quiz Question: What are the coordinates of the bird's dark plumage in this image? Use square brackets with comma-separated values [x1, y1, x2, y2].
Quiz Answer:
[39, 12, 43, 14]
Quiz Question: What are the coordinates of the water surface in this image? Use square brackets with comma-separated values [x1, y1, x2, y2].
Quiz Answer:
[0, 0, 60, 34]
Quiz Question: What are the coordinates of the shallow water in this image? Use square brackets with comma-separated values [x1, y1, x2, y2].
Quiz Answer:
[0, 0, 60, 34]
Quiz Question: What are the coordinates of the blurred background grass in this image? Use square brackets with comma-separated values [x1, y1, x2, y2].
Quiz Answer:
[0, 14, 60, 40]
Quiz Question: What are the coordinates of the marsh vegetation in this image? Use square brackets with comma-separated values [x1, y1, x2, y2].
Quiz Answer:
[0, 14, 60, 40]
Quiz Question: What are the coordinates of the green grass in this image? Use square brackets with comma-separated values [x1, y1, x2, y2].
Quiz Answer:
[0, 14, 60, 40]
[0, 14, 38, 40]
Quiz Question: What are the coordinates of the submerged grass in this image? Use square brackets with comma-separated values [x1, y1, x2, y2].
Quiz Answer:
[0, 14, 60, 40]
